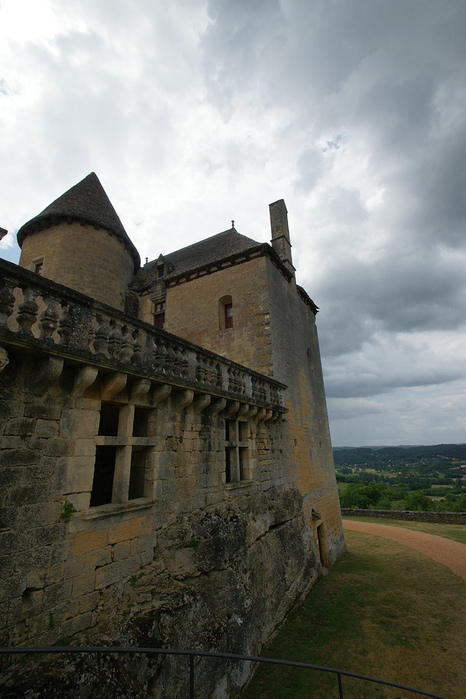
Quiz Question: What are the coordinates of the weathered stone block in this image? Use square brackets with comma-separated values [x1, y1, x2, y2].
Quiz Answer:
[113, 540, 131, 561]
[73, 529, 108, 556]
[45, 437, 74, 457]
[0, 448, 38, 468]
[108, 516, 151, 544]
[86, 546, 112, 569]
[72, 571, 96, 598]
[60, 408, 99, 438]
[4, 417, 36, 436]
[35, 419, 59, 438]
[95, 561, 121, 590]
[24, 403, 62, 420]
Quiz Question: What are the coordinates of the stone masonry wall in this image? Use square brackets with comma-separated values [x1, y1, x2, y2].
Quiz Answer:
[0, 351, 318, 696]
[162, 256, 274, 377]
[264, 258, 345, 563]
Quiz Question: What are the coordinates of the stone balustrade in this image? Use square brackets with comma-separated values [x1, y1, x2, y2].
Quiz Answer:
[0, 259, 286, 412]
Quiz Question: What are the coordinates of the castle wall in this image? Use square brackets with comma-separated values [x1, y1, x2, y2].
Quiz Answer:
[162, 256, 274, 376]
[0, 349, 317, 696]
[19, 222, 134, 311]
[264, 258, 345, 563]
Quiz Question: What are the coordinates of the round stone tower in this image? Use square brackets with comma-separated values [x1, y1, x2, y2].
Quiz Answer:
[17, 172, 140, 311]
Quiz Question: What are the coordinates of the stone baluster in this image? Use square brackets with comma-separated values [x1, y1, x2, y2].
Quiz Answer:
[195, 355, 203, 384]
[0, 279, 15, 326]
[39, 296, 60, 342]
[58, 303, 72, 345]
[93, 315, 109, 356]
[131, 329, 142, 367]
[178, 347, 189, 379]
[165, 342, 177, 375]
[119, 325, 134, 363]
[107, 320, 123, 359]
[153, 338, 166, 373]
[16, 287, 39, 335]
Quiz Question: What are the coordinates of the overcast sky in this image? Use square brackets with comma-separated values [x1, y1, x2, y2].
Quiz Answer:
[1, 0, 466, 447]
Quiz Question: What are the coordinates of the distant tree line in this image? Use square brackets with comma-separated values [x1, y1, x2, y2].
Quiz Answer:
[334, 444, 466, 512]
[338, 482, 466, 513]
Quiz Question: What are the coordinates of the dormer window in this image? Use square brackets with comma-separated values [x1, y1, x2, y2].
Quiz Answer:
[157, 264, 164, 279]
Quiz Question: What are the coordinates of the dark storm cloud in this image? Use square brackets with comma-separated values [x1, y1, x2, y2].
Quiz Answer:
[2, 0, 466, 445]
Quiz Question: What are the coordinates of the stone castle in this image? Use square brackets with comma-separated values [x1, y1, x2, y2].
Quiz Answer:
[0, 173, 345, 696]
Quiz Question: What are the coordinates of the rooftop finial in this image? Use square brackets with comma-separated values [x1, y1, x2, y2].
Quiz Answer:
[231, 220, 235, 229]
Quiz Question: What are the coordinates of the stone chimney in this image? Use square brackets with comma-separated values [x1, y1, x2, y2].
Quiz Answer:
[269, 199, 295, 277]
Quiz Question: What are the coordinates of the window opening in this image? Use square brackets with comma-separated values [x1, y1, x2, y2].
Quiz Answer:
[90, 445, 116, 507]
[128, 446, 146, 499]
[225, 303, 233, 329]
[224, 419, 249, 484]
[91, 403, 151, 507]
[133, 407, 148, 437]
[157, 264, 164, 279]
[317, 523, 328, 566]
[219, 295, 233, 330]
[153, 301, 165, 329]
[98, 403, 120, 436]
[33, 259, 43, 275]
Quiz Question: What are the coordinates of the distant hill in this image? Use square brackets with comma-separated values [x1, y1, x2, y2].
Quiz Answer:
[333, 443, 466, 467]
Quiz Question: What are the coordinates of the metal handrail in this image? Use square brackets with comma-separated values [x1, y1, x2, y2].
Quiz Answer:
[0, 646, 447, 698]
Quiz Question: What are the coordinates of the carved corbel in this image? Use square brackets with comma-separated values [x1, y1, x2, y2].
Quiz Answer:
[0, 346, 9, 373]
[131, 379, 151, 403]
[101, 372, 127, 401]
[177, 389, 194, 410]
[246, 406, 258, 420]
[223, 400, 240, 418]
[72, 365, 98, 398]
[211, 398, 227, 416]
[152, 384, 171, 407]
[193, 393, 212, 413]
[237, 403, 250, 418]
[34, 357, 64, 394]
[264, 409, 274, 422]
[254, 407, 267, 423]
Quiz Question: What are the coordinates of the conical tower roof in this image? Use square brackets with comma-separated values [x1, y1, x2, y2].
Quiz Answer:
[17, 173, 140, 269]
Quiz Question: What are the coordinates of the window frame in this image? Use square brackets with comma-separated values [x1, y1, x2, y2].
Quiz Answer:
[219, 295, 233, 331]
[153, 300, 166, 329]
[224, 418, 250, 484]
[90, 402, 153, 508]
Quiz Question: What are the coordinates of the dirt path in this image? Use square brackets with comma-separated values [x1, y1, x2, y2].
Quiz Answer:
[342, 519, 466, 581]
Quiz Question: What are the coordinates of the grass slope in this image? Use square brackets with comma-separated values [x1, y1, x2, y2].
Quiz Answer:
[243, 530, 466, 698]
[342, 516, 466, 545]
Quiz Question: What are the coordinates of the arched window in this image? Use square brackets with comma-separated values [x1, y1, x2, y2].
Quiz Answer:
[219, 295, 233, 330]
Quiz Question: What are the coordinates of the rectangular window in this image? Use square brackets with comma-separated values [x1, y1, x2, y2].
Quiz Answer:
[224, 303, 233, 329]
[91, 403, 151, 507]
[153, 301, 166, 329]
[224, 419, 249, 484]
[90, 445, 116, 507]
[33, 259, 44, 275]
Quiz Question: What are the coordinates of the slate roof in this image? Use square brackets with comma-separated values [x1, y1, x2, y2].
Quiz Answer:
[133, 228, 262, 289]
[17, 173, 140, 270]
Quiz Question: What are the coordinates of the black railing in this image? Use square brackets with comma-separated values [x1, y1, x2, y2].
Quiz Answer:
[0, 646, 447, 698]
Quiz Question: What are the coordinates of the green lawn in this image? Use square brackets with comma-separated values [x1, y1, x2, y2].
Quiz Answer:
[342, 515, 466, 544]
[243, 530, 466, 698]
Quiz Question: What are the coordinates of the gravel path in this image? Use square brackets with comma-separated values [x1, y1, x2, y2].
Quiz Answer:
[342, 519, 466, 581]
